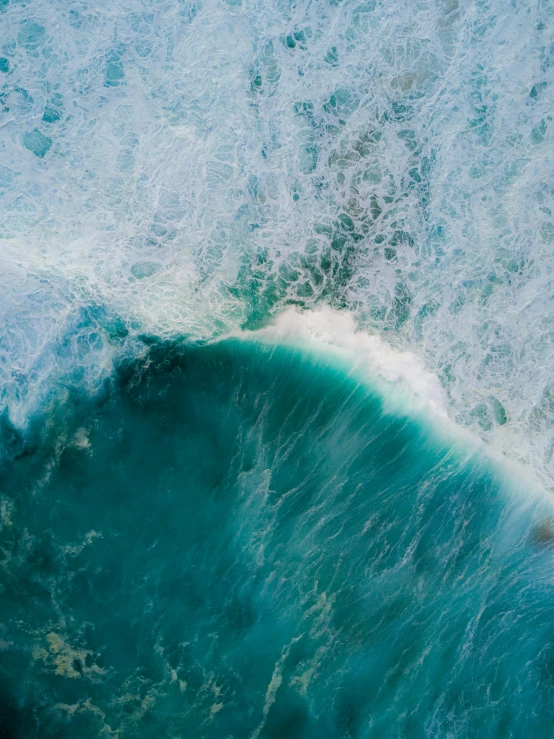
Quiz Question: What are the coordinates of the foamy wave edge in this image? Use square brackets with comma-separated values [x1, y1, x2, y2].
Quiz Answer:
[228, 307, 548, 502]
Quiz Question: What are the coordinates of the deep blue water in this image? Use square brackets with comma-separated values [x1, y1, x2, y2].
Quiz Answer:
[1, 338, 553, 738]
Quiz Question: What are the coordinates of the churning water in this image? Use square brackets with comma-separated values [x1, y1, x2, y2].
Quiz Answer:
[1, 0, 554, 736]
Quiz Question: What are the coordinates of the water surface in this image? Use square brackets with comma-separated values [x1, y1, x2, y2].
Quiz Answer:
[1, 338, 552, 738]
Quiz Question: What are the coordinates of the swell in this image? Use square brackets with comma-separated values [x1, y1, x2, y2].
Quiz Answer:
[0, 337, 553, 738]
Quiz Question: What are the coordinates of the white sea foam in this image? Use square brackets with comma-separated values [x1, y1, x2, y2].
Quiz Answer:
[0, 0, 553, 491]
[236, 306, 548, 499]
[252, 306, 449, 416]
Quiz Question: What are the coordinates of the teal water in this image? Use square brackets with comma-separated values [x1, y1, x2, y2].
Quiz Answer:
[1, 338, 553, 737]
[2, 0, 554, 734]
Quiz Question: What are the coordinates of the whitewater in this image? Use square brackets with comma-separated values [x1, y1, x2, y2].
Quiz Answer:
[0, 0, 553, 485]
[1, 0, 554, 737]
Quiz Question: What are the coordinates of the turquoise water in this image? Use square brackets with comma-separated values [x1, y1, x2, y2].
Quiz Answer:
[1, 337, 553, 737]
[1, 0, 554, 735]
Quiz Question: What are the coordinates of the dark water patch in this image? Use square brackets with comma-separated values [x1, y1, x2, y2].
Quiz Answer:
[532, 517, 554, 549]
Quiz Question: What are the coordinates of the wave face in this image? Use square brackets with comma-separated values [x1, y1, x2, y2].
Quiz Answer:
[0, 0, 553, 481]
[0, 339, 553, 738]
[1, 1, 554, 736]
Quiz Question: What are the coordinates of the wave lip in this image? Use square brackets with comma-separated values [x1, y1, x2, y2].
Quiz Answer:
[233, 307, 547, 500]
[247, 306, 449, 417]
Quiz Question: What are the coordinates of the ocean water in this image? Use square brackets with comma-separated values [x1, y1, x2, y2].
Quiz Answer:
[0, 0, 553, 482]
[1, 0, 554, 736]
[1, 336, 554, 738]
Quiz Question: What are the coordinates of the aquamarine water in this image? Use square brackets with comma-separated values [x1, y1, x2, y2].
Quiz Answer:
[1, 0, 554, 735]
[1, 337, 553, 738]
